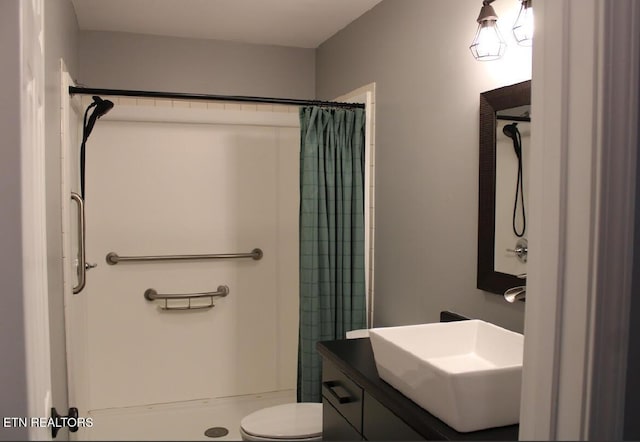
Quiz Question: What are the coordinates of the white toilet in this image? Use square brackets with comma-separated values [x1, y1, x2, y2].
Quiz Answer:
[239, 329, 369, 441]
[239, 403, 323, 441]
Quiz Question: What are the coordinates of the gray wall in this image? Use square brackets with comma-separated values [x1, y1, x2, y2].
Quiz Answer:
[44, 0, 80, 436]
[624, 80, 640, 439]
[0, 1, 29, 440]
[78, 31, 315, 99]
[316, 0, 531, 332]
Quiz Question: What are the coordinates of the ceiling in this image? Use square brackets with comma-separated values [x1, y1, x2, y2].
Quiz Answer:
[70, 0, 384, 49]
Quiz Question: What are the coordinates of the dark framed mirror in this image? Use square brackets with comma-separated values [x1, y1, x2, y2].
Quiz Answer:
[477, 80, 531, 295]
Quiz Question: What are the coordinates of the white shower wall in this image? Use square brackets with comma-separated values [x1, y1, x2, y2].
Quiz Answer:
[67, 98, 300, 414]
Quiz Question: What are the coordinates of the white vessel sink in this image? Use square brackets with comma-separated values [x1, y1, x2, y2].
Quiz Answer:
[368, 320, 523, 433]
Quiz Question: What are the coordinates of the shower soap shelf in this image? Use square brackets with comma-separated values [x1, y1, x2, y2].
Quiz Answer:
[144, 285, 230, 311]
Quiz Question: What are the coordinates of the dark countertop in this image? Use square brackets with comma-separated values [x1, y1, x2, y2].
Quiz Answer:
[317, 338, 519, 441]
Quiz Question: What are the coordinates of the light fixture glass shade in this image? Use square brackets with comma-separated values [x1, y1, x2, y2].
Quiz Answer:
[513, 0, 534, 46]
[470, 20, 507, 61]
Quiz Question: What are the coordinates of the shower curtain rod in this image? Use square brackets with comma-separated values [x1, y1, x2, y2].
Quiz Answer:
[68, 86, 365, 109]
[496, 115, 531, 122]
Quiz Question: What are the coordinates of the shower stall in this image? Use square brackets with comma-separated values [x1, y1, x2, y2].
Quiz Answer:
[62, 80, 303, 441]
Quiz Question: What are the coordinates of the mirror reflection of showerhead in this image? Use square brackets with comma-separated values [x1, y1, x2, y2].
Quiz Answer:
[503, 122, 526, 237]
[503, 123, 522, 160]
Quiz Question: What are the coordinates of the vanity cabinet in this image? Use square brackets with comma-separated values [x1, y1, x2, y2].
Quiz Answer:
[321, 358, 363, 439]
[321, 356, 422, 440]
[317, 337, 519, 441]
[362, 391, 423, 440]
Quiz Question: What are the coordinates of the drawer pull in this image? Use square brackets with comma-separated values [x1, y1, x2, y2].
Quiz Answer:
[322, 381, 353, 404]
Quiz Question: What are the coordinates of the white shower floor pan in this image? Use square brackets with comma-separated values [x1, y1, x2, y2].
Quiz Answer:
[79, 389, 296, 441]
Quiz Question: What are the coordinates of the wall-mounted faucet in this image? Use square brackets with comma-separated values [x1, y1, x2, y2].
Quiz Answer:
[504, 286, 526, 303]
[504, 273, 526, 303]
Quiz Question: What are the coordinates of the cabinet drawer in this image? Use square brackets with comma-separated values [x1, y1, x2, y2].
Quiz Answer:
[322, 359, 363, 432]
[322, 398, 363, 441]
[363, 392, 424, 441]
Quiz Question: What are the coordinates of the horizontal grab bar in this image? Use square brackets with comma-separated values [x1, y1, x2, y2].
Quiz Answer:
[144, 285, 230, 311]
[144, 285, 229, 301]
[106, 248, 263, 265]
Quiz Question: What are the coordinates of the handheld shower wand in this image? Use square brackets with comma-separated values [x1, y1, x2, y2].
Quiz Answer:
[80, 96, 114, 198]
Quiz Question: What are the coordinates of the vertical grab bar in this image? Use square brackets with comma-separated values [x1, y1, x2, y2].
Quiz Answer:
[71, 192, 86, 294]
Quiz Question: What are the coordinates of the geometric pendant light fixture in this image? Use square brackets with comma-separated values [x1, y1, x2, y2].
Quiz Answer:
[469, 0, 508, 61]
[512, 0, 534, 46]
[470, 0, 534, 61]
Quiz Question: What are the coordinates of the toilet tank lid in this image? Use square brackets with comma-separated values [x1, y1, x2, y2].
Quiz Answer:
[241, 403, 322, 439]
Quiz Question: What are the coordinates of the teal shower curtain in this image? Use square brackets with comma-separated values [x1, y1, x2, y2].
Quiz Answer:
[297, 106, 367, 403]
